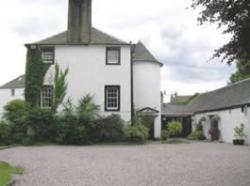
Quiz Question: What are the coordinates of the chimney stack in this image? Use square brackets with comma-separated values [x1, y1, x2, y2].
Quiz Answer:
[67, 0, 92, 44]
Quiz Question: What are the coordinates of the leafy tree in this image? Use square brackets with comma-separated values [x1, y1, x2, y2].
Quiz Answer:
[52, 64, 69, 113]
[230, 59, 250, 83]
[191, 0, 250, 64]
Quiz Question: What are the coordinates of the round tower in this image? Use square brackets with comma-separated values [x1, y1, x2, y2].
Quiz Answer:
[133, 41, 163, 139]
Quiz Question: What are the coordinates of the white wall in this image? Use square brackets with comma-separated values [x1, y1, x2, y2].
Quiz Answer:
[0, 88, 24, 118]
[193, 107, 250, 144]
[133, 61, 162, 138]
[44, 45, 132, 122]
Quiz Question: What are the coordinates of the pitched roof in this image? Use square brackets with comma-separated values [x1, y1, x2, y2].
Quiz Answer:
[26, 27, 129, 46]
[188, 78, 250, 113]
[162, 78, 250, 116]
[133, 42, 163, 66]
[0, 75, 25, 89]
[162, 103, 192, 117]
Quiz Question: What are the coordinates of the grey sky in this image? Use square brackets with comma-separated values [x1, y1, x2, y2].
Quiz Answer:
[0, 0, 235, 100]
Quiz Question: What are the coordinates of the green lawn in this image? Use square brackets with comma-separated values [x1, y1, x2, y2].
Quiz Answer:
[0, 161, 24, 186]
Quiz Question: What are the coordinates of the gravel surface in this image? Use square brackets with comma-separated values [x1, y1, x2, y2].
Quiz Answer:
[0, 142, 250, 186]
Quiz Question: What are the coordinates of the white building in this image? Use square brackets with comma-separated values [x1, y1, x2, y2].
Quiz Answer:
[21, 0, 162, 138]
[162, 78, 250, 144]
[0, 76, 25, 117]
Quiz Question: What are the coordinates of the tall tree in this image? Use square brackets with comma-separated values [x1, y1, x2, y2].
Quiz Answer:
[230, 59, 250, 83]
[191, 0, 250, 64]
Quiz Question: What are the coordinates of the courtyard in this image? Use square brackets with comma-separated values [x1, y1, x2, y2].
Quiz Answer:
[0, 142, 249, 186]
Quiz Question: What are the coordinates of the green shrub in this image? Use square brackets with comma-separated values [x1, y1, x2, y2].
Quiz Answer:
[56, 114, 87, 145]
[124, 125, 149, 143]
[168, 121, 183, 137]
[4, 99, 27, 125]
[161, 129, 169, 141]
[26, 108, 56, 142]
[0, 121, 12, 145]
[187, 130, 206, 140]
[95, 114, 124, 142]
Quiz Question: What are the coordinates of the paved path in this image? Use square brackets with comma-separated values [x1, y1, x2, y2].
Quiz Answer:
[0, 142, 250, 186]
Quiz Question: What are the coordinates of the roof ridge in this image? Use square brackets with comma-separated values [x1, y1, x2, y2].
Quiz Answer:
[202, 78, 250, 95]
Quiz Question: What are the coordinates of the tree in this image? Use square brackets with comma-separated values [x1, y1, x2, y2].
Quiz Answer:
[191, 0, 250, 64]
[52, 64, 69, 113]
[230, 59, 250, 83]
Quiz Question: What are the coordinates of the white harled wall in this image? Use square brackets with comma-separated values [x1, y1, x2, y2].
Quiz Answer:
[193, 107, 250, 144]
[44, 45, 132, 122]
[133, 61, 162, 138]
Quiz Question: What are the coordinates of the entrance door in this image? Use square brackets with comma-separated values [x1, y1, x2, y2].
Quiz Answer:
[210, 119, 220, 141]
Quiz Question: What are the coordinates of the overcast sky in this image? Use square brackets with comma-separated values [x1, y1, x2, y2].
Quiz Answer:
[0, 0, 236, 101]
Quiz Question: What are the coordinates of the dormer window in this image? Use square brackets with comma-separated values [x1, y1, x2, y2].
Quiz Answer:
[41, 47, 55, 64]
[106, 47, 120, 65]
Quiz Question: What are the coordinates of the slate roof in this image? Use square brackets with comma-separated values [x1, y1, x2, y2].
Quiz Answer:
[0, 75, 25, 89]
[26, 27, 129, 46]
[161, 103, 192, 117]
[133, 42, 163, 66]
[162, 78, 250, 116]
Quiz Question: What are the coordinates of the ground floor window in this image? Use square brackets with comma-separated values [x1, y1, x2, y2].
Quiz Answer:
[41, 85, 53, 108]
[105, 85, 120, 111]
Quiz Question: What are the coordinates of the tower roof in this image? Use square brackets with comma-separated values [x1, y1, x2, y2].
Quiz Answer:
[133, 41, 163, 66]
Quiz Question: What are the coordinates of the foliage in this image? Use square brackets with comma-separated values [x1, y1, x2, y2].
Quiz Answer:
[187, 130, 206, 141]
[234, 123, 246, 139]
[0, 121, 12, 145]
[3, 99, 27, 125]
[124, 125, 149, 143]
[56, 113, 87, 145]
[3, 100, 28, 144]
[167, 121, 183, 137]
[161, 129, 169, 141]
[230, 59, 250, 83]
[25, 48, 50, 107]
[191, 0, 250, 64]
[76, 94, 100, 123]
[26, 107, 56, 142]
[0, 161, 24, 186]
[171, 93, 200, 105]
[52, 64, 69, 113]
[95, 114, 125, 142]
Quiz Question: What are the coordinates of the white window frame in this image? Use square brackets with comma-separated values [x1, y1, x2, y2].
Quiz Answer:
[41, 47, 55, 64]
[106, 47, 121, 65]
[41, 85, 53, 108]
[105, 85, 120, 111]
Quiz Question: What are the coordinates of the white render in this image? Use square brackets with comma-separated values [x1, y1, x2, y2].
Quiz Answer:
[133, 61, 162, 138]
[44, 45, 132, 122]
[192, 107, 250, 144]
[0, 88, 24, 117]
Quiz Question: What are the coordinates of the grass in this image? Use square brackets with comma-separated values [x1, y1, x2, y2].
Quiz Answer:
[0, 146, 10, 151]
[0, 161, 24, 186]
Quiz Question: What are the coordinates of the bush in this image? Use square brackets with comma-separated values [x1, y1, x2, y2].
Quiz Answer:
[187, 130, 206, 140]
[0, 121, 12, 145]
[56, 114, 88, 145]
[4, 100, 27, 124]
[3, 100, 28, 144]
[95, 114, 124, 142]
[26, 108, 56, 142]
[124, 125, 149, 143]
[161, 129, 169, 141]
[168, 121, 183, 137]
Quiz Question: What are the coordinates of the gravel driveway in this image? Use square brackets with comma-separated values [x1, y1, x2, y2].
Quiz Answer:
[0, 142, 250, 186]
